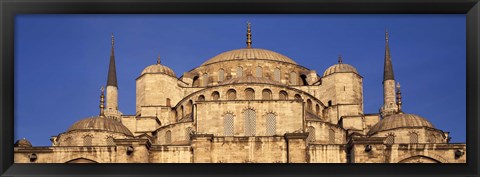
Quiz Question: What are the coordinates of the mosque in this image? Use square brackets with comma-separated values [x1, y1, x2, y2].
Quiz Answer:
[14, 23, 466, 163]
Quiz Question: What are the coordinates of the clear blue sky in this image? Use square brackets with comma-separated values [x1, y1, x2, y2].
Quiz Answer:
[14, 14, 466, 146]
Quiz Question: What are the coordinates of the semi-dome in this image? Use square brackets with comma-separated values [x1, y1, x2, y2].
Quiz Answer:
[14, 138, 32, 148]
[219, 75, 284, 86]
[67, 116, 134, 136]
[323, 63, 358, 77]
[141, 63, 176, 77]
[201, 48, 297, 66]
[368, 113, 435, 135]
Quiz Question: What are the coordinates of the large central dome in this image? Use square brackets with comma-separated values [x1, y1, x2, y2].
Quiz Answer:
[201, 48, 297, 66]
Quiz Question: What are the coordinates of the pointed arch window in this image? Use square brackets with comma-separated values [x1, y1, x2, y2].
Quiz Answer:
[185, 127, 193, 140]
[224, 113, 234, 136]
[328, 129, 335, 144]
[255, 66, 263, 77]
[262, 89, 272, 100]
[83, 135, 92, 146]
[212, 91, 220, 101]
[265, 113, 276, 136]
[274, 68, 281, 81]
[165, 130, 172, 144]
[386, 134, 395, 145]
[306, 126, 315, 142]
[279, 91, 288, 100]
[227, 89, 237, 100]
[236, 66, 243, 77]
[307, 99, 313, 112]
[409, 132, 419, 144]
[315, 104, 320, 115]
[244, 108, 256, 136]
[290, 71, 297, 85]
[106, 136, 115, 146]
[197, 95, 205, 101]
[218, 69, 225, 82]
[245, 88, 255, 100]
[294, 94, 302, 101]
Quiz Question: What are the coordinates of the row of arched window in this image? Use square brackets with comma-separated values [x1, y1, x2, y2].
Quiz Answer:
[306, 126, 336, 144]
[385, 132, 423, 145]
[196, 89, 302, 101]
[163, 127, 194, 144]
[223, 109, 277, 136]
[192, 67, 308, 87]
[63, 136, 115, 146]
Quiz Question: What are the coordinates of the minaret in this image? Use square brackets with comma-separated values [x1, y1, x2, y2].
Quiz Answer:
[246, 22, 252, 48]
[380, 30, 398, 118]
[105, 34, 121, 120]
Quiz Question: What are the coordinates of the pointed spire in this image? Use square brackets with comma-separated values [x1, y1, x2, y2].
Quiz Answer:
[100, 86, 105, 117]
[396, 82, 403, 113]
[157, 54, 161, 64]
[338, 54, 343, 64]
[107, 33, 118, 87]
[383, 29, 395, 81]
[246, 21, 252, 48]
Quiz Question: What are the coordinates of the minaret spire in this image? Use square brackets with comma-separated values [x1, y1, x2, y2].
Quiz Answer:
[246, 22, 252, 48]
[383, 29, 394, 81]
[100, 86, 105, 117]
[396, 82, 403, 113]
[107, 33, 118, 87]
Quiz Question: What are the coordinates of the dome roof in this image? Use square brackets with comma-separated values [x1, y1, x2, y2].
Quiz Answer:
[201, 48, 297, 66]
[141, 64, 176, 77]
[67, 117, 134, 136]
[219, 75, 284, 86]
[368, 113, 435, 135]
[323, 63, 358, 77]
[14, 138, 32, 148]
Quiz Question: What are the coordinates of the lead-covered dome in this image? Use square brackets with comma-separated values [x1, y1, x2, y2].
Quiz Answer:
[14, 138, 32, 148]
[67, 116, 134, 136]
[141, 63, 176, 77]
[323, 63, 358, 77]
[368, 113, 435, 135]
[201, 48, 297, 66]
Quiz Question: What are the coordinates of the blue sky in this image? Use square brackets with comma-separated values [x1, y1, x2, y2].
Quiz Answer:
[14, 14, 466, 146]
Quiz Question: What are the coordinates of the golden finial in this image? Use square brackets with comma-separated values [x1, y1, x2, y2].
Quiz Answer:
[385, 28, 389, 42]
[246, 21, 252, 48]
[111, 33, 115, 47]
[100, 86, 105, 117]
[157, 54, 161, 64]
[396, 82, 403, 113]
[338, 54, 343, 64]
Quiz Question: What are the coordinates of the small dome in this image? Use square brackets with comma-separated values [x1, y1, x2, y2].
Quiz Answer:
[219, 76, 284, 86]
[67, 117, 134, 136]
[201, 48, 297, 66]
[323, 63, 358, 77]
[368, 113, 435, 135]
[141, 64, 176, 77]
[14, 138, 32, 148]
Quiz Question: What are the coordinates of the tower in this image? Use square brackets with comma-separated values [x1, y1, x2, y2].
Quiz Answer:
[105, 34, 122, 120]
[380, 30, 398, 118]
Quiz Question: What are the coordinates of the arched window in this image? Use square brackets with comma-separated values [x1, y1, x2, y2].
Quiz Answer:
[274, 68, 281, 81]
[166, 98, 171, 106]
[409, 132, 419, 144]
[328, 100, 332, 107]
[262, 89, 272, 100]
[212, 91, 220, 101]
[236, 66, 243, 78]
[315, 104, 320, 115]
[307, 99, 313, 112]
[83, 135, 92, 146]
[290, 71, 297, 85]
[255, 66, 263, 77]
[306, 126, 315, 142]
[64, 137, 72, 146]
[218, 69, 225, 82]
[300, 74, 308, 85]
[279, 91, 288, 100]
[265, 113, 276, 136]
[185, 127, 193, 140]
[203, 73, 209, 86]
[227, 89, 237, 100]
[244, 108, 256, 136]
[224, 113, 234, 136]
[192, 76, 199, 87]
[165, 130, 172, 144]
[106, 136, 115, 146]
[197, 95, 205, 101]
[245, 88, 255, 100]
[294, 94, 302, 101]
[186, 100, 193, 119]
[385, 134, 395, 145]
[428, 134, 437, 143]
[180, 106, 184, 119]
[329, 129, 335, 144]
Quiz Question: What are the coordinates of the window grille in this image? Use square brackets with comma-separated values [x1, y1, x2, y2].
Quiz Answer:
[294, 94, 302, 101]
[244, 109, 256, 136]
[245, 88, 255, 100]
[279, 91, 288, 100]
[224, 114, 234, 136]
[256, 66, 263, 77]
[185, 127, 193, 140]
[329, 129, 335, 144]
[165, 131, 172, 144]
[290, 72, 297, 85]
[385, 135, 394, 145]
[218, 69, 225, 82]
[306, 127, 315, 142]
[236, 66, 243, 77]
[106, 137, 115, 146]
[262, 89, 272, 100]
[227, 89, 236, 100]
[83, 135, 92, 146]
[409, 132, 418, 144]
[274, 68, 281, 81]
[265, 113, 276, 136]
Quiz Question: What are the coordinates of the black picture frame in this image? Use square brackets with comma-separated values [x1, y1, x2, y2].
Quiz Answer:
[1, 0, 478, 177]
